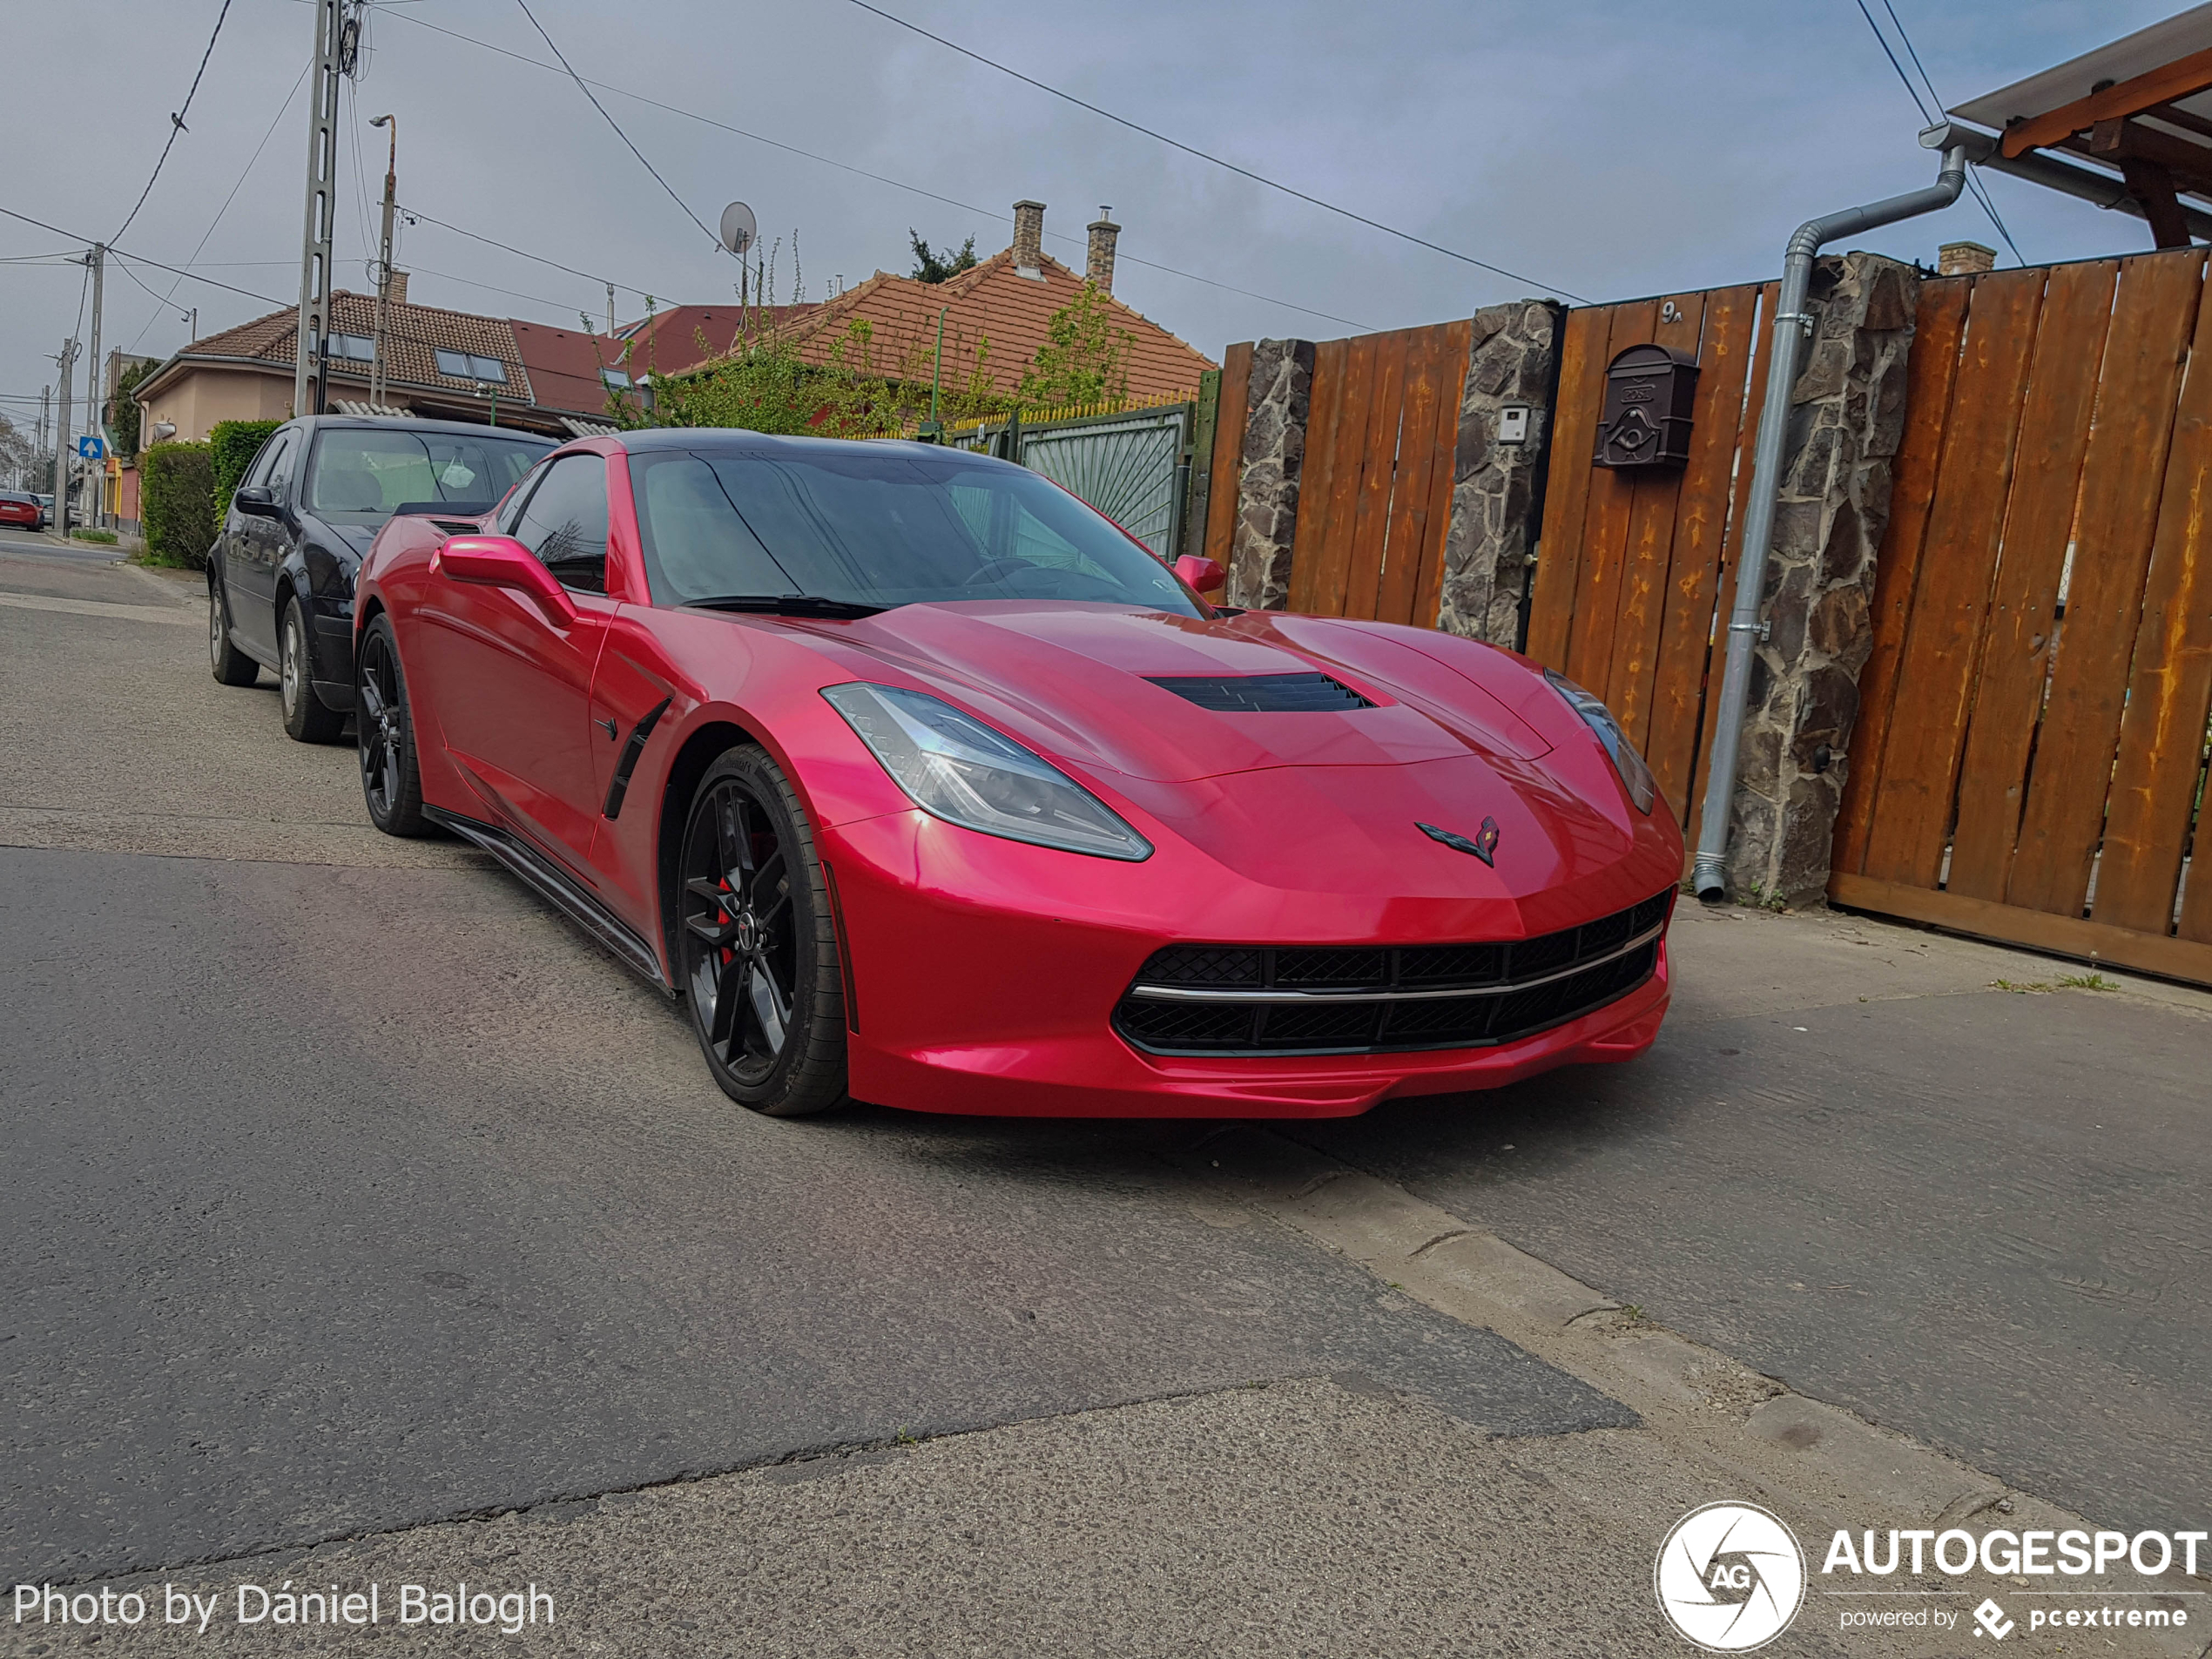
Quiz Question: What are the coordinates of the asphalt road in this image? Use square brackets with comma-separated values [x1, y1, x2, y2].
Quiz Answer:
[0, 544, 1619, 1582]
[3, 535, 2206, 1644]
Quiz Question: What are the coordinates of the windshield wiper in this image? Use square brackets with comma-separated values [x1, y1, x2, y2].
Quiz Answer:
[682, 593, 888, 619]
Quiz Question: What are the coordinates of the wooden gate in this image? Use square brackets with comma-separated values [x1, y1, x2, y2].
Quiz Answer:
[1281, 321, 1473, 625]
[1831, 249, 2212, 985]
[1524, 282, 1778, 846]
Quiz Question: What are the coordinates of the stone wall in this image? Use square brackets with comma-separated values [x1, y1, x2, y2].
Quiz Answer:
[1724, 252, 1919, 906]
[1436, 301, 1564, 645]
[1226, 338, 1315, 610]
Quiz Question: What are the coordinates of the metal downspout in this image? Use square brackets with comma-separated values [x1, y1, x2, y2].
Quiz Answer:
[1689, 134, 1968, 901]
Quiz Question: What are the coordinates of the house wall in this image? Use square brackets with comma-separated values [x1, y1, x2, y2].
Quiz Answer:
[140, 364, 294, 444]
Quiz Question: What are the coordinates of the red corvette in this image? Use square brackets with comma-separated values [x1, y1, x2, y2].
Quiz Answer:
[354, 430, 1681, 1118]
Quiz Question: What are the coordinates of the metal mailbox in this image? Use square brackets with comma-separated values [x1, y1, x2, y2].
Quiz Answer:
[1594, 343, 1699, 469]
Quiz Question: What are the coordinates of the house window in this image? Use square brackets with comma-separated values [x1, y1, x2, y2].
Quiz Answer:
[434, 348, 509, 385]
[327, 333, 376, 361]
[601, 368, 631, 390]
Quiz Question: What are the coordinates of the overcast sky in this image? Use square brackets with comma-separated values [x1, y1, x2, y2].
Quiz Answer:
[0, 0, 2186, 444]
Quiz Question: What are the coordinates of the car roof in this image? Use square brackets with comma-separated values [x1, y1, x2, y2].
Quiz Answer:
[286, 415, 558, 445]
[613, 428, 1012, 467]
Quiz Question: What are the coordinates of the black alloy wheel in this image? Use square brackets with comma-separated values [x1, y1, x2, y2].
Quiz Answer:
[355, 616, 426, 836]
[209, 579, 257, 686]
[280, 595, 346, 743]
[677, 746, 848, 1116]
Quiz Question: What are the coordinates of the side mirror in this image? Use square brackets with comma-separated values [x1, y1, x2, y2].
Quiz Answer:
[1174, 554, 1224, 594]
[233, 485, 279, 519]
[436, 534, 577, 625]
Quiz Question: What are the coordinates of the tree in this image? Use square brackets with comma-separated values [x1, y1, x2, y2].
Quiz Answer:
[107, 360, 152, 459]
[908, 230, 978, 285]
[1019, 283, 1135, 408]
[0, 415, 37, 491]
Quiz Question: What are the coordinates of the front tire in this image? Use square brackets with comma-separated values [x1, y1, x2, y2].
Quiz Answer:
[356, 615, 427, 836]
[280, 595, 345, 743]
[209, 578, 258, 686]
[677, 746, 849, 1116]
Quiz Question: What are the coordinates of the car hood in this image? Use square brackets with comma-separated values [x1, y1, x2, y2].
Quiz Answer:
[815, 602, 1552, 783]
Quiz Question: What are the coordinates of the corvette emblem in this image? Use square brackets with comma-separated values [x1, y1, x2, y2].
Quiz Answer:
[1418, 818, 1501, 867]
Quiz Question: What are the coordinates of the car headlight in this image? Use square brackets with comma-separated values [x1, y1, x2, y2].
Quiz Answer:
[1544, 669, 1656, 814]
[821, 682, 1153, 861]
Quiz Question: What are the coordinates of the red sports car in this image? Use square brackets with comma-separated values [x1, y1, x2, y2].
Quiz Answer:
[355, 430, 1681, 1118]
[0, 492, 43, 529]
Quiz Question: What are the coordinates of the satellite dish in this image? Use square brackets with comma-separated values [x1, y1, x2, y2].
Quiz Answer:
[718, 202, 758, 258]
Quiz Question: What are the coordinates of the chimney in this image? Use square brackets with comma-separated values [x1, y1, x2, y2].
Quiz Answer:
[386, 270, 409, 306]
[1085, 207, 1120, 291]
[1937, 241, 1995, 277]
[1011, 200, 1045, 277]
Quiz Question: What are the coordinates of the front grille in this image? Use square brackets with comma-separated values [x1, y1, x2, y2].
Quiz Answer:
[1114, 887, 1671, 1057]
[1146, 672, 1375, 712]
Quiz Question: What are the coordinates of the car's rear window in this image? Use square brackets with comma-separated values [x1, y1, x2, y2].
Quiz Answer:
[305, 429, 550, 525]
[627, 444, 1200, 615]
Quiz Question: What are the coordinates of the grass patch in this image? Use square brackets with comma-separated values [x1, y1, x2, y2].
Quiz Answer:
[1990, 978, 2054, 994]
[2058, 971, 2119, 991]
[69, 528, 118, 544]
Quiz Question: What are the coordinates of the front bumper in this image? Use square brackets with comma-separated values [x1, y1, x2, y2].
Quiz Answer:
[824, 807, 1676, 1118]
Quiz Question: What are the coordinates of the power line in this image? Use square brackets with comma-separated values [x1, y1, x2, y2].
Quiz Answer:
[1848, 0, 2026, 266]
[372, 8, 1371, 331]
[840, 0, 1584, 302]
[509, 0, 723, 253]
[401, 207, 653, 301]
[112, 0, 236, 244]
[128, 56, 312, 350]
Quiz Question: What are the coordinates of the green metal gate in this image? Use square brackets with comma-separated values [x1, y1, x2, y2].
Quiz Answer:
[947, 399, 1198, 560]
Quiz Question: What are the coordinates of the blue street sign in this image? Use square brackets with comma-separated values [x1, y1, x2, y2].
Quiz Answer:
[77, 435, 105, 460]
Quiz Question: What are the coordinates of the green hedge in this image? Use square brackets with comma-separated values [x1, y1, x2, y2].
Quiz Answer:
[141, 442, 216, 570]
[209, 419, 281, 529]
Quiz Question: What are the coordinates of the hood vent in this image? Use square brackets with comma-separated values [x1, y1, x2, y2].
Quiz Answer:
[1147, 672, 1374, 712]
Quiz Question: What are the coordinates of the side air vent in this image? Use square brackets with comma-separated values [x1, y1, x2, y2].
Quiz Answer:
[1146, 672, 1375, 712]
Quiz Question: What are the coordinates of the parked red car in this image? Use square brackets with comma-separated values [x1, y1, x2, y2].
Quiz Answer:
[355, 431, 1681, 1118]
[0, 492, 43, 529]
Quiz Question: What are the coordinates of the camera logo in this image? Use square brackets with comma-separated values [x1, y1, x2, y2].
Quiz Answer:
[1655, 1501, 1807, 1651]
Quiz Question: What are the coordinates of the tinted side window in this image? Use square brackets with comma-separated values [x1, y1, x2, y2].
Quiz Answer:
[248, 433, 294, 493]
[512, 455, 609, 594]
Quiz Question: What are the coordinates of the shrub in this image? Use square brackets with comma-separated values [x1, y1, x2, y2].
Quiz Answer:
[141, 442, 216, 570]
[209, 419, 281, 529]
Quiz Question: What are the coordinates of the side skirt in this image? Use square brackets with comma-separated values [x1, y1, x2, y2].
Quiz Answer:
[425, 806, 676, 995]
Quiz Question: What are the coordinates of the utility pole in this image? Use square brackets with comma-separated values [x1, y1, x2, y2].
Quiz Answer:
[606, 281, 616, 338]
[52, 340, 78, 537]
[37, 385, 49, 475]
[293, 0, 344, 417]
[369, 112, 397, 409]
[84, 245, 105, 527]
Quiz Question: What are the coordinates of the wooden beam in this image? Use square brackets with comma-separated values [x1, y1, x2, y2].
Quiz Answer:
[2059, 128, 2212, 198]
[2121, 158, 2195, 247]
[2146, 100, 2212, 140]
[2001, 44, 2212, 157]
[1828, 873, 2212, 988]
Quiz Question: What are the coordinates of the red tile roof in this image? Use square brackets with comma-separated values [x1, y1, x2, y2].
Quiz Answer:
[186, 292, 537, 402]
[700, 253, 1217, 401]
[615, 304, 819, 379]
[509, 319, 631, 418]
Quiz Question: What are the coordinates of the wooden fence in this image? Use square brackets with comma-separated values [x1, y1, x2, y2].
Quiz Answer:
[1202, 325, 1474, 622]
[1285, 322, 1472, 626]
[1522, 283, 1777, 847]
[1831, 249, 2212, 984]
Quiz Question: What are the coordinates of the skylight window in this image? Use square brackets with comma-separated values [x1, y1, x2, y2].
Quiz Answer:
[434, 348, 508, 385]
[327, 333, 375, 361]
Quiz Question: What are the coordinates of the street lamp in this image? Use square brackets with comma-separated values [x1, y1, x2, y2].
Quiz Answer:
[368, 113, 397, 409]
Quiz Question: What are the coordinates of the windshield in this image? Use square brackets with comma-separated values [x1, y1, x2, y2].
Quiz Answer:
[304, 428, 550, 526]
[627, 445, 1202, 616]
